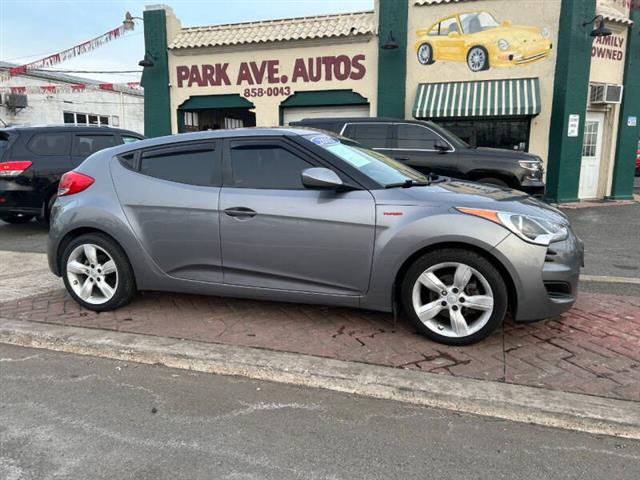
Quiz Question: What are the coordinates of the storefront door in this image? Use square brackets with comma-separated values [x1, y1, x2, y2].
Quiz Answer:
[578, 112, 604, 200]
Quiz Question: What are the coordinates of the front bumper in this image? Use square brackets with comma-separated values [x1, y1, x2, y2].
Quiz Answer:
[518, 178, 545, 195]
[493, 230, 582, 322]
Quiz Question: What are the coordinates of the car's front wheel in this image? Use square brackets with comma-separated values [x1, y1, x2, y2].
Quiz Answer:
[401, 248, 508, 345]
[467, 46, 489, 72]
[61, 233, 136, 311]
[417, 43, 435, 65]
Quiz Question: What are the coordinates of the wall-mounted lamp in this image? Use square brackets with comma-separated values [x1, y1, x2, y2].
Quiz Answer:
[138, 52, 156, 68]
[123, 11, 143, 31]
[382, 31, 399, 50]
[583, 15, 612, 37]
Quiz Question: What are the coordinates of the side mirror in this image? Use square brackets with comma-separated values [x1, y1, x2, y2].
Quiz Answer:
[302, 167, 344, 190]
[434, 140, 451, 153]
[448, 31, 460, 38]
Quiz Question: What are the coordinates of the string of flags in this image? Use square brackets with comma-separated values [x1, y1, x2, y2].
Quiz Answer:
[0, 24, 133, 83]
[0, 82, 141, 95]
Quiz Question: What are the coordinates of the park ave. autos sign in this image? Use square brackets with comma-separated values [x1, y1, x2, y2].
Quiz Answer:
[176, 54, 367, 97]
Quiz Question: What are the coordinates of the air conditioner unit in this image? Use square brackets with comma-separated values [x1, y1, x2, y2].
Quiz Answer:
[5, 94, 28, 109]
[590, 84, 623, 104]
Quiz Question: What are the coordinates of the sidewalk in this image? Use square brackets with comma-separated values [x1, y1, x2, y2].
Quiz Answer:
[1, 285, 638, 402]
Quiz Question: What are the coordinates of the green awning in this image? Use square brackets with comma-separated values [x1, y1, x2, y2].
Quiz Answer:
[178, 94, 254, 111]
[413, 78, 541, 119]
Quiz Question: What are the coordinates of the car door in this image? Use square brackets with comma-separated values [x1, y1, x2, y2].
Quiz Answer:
[437, 17, 465, 60]
[70, 133, 117, 168]
[111, 141, 223, 283]
[341, 123, 393, 157]
[391, 123, 459, 177]
[219, 137, 376, 295]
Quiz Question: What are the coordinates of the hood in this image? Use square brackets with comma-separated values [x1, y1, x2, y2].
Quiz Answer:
[467, 147, 541, 162]
[478, 25, 543, 42]
[374, 179, 567, 223]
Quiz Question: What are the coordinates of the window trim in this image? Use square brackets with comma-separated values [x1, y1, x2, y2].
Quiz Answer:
[223, 137, 322, 190]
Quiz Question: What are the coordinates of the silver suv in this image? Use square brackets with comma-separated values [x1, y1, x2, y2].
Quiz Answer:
[48, 128, 583, 345]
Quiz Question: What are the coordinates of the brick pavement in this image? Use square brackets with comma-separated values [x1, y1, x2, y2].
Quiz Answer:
[0, 288, 638, 402]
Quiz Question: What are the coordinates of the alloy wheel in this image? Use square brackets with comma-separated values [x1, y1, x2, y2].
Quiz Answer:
[468, 48, 487, 72]
[411, 262, 494, 338]
[417, 44, 432, 65]
[66, 243, 118, 305]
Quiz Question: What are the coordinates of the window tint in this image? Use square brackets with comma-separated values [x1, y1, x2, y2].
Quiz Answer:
[73, 135, 116, 156]
[27, 133, 69, 156]
[230, 145, 312, 189]
[342, 124, 390, 149]
[395, 124, 443, 150]
[140, 146, 216, 186]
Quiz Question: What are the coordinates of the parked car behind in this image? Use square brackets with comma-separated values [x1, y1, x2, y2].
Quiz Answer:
[290, 117, 545, 194]
[0, 125, 143, 224]
[48, 128, 582, 345]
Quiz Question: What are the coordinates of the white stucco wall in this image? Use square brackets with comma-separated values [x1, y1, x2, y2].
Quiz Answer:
[0, 74, 144, 135]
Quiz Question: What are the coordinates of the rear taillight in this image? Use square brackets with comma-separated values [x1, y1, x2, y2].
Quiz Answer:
[58, 171, 94, 196]
[0, 161, 32, 177]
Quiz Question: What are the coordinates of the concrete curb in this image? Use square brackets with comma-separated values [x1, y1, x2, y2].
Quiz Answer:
[1, 318, 639, 440]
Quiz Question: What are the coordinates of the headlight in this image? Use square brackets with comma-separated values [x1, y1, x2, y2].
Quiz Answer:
[518, 160, 542, 171]
[498, 39, 509, 51]
[456, 207, 568, 246]
[541, 27, 550, 38]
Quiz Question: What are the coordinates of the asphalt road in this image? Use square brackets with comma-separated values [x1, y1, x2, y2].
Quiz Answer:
[1, 344, 639, 480]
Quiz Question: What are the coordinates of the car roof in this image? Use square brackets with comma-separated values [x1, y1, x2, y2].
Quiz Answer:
[291, 117, 432, 125]
[0, 124, 143, 137]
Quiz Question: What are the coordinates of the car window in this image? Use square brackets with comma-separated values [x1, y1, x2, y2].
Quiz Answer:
[395, 124, 443, 150]
[428, 24, 439, 36]
[72, 135, 117, 156]
[440, 17, 460, 36]
[230, 145, 312, 190]
[460, 12, 499, 34]
[0, 132, 12, 158]
[140, 146, 217, 186]
[27, 133, 70, 156]
[122, 135, 141, 144]
[342, 124, 390, 149]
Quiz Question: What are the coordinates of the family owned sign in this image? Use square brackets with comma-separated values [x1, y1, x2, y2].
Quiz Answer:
[175, 54, 367, 88]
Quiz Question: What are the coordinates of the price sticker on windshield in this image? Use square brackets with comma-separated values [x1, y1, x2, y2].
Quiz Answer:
[309, 135, 340, 146]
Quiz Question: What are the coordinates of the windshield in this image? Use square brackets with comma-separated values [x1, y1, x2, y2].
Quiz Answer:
[304, 134, 428, 187]
[460, 12, 499, 34]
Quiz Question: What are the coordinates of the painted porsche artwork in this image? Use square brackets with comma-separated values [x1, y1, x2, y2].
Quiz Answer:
[415, 11, 552, 72]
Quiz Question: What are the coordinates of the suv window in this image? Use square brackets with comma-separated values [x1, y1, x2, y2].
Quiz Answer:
[122, 135, 141, 144]
[27, 133, 70, 156]
[140, 144, 217, 186]
[73, 135, 117, 156]
[395, 124, 443, 150]
[342, 124, 390, 149]
[230, 145, 312, 190]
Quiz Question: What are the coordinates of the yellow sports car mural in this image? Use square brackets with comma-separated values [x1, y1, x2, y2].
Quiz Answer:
[415, 11, 552, 72]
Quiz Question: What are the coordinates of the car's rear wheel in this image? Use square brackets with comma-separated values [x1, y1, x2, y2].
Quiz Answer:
[401, 248, 508, 345]
[467, 46, 489, 72]
[417, 43, 435, 65]
[0, 213, 34, 224]
[61, 233, 136, 311]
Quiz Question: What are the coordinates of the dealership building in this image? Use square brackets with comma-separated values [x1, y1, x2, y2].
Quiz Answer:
[140, 0, 639, 202]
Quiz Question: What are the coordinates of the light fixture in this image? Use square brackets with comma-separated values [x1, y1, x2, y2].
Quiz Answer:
[382, 31, 399, 50]
[123, 11, 143, 31]
[583, 15, 612, 37]
[138, 52, 155, 68]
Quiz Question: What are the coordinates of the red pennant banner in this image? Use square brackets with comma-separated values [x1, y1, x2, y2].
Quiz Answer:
[71, 84, 86, 92]
[40, 85, 57, 93]
[10, 86, 26, 94]
[99, 83, 114, 91]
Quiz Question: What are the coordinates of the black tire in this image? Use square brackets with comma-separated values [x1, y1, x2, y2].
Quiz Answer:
[467, 46, 489, 72]
[476, 177, 509, 187]
[0, 213, 34, 224]
[61, 233, 136, 312]
[400, 248, 508, 346]
[417, 43, 435, 65]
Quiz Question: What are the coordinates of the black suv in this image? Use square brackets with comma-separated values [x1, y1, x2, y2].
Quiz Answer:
[0, 125, 143, 224]
[290, 117, 545, 194]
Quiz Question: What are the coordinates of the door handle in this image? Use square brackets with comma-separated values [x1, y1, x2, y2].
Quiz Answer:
[224, 207, 257, 218]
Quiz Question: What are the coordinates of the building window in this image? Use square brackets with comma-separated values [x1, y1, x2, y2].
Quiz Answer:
[433, 117, 532, 151]
[63, 112, 110, 126]
[184, 111, 199, 127]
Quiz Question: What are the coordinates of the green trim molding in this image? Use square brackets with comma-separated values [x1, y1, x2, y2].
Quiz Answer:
[610, 8, 640, 200]
[376, 0, 408, 118]
[141, 8, 172, 138]
[544, 0, 596, 203]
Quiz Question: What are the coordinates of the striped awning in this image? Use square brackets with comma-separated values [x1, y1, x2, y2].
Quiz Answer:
[413, 78, 541, 119]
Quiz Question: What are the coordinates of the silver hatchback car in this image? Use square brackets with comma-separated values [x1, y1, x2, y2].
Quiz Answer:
[48, 128, 583, 345]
